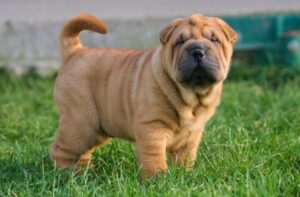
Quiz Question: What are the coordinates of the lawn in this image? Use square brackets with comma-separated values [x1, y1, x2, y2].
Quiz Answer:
[0, 66, 299, 196]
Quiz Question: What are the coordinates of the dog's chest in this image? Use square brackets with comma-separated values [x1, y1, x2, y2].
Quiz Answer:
[179, 113, 204, 134]
[167, 108, 208, 150]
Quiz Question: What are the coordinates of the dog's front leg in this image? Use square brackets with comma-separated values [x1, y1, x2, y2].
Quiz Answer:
[135, 125, 169, 180]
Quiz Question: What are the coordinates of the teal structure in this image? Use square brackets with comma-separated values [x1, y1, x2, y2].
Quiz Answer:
[222, 13, 300, 67]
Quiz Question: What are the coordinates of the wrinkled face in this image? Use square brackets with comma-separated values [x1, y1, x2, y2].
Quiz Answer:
[160, 14, 237, 89]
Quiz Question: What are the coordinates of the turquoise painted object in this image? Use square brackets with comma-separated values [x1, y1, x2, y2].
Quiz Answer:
[221, 13, 300, 67]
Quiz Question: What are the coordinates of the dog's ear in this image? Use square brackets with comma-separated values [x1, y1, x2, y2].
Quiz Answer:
[160, 19, 183, 45]
[214, 18, 237, 44]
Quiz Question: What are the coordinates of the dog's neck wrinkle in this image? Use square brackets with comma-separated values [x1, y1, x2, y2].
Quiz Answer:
[178, 86, 210, 114]
[194, 84, 222, 115]
[151, 48, 189, 112]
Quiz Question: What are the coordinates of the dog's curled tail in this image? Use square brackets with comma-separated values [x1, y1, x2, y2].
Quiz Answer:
[60, 13, 108, 62]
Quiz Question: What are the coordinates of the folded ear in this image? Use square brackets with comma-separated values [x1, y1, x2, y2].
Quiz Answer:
[214, 18, 238, 44]
[160, 19, 183, 45]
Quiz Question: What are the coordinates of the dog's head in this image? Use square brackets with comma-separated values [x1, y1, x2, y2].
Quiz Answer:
[159, 14, 237, 90]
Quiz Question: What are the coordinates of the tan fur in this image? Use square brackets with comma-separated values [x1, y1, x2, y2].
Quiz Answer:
[60, 13, 108, 62]
[50, 13, 237, 179]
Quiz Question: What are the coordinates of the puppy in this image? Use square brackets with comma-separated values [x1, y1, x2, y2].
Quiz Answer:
[50, 13, 237, 179]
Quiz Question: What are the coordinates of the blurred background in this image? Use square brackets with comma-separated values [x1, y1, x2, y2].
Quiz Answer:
[1, 1, 300, 196]
[0, 0, 300, 75]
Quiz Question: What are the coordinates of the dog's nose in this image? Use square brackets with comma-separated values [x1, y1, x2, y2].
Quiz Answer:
[191, 48, 205, 61]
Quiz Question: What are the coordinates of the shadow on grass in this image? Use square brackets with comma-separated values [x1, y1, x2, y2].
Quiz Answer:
[0, 141, 138, 187]
[0, 154, 51, 184]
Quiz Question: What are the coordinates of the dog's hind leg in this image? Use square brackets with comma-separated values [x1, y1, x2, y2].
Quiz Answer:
[49, 112, 111, 170]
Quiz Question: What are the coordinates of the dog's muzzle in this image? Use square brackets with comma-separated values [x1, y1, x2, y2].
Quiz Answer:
[176, 42, 221, 87]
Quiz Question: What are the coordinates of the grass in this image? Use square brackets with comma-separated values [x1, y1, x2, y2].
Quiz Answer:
[0, 66, 300, 196]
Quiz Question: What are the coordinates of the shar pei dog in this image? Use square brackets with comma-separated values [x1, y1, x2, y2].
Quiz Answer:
[50, 13, 237, 180]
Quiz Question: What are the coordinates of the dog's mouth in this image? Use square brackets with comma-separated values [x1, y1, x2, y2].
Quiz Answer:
[176, 57, 221, 87]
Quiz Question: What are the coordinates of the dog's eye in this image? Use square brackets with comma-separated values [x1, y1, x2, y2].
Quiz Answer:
[175, 40, 185, 46]
[211, 34, 220, 43]
[175, 35, 186, 47]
